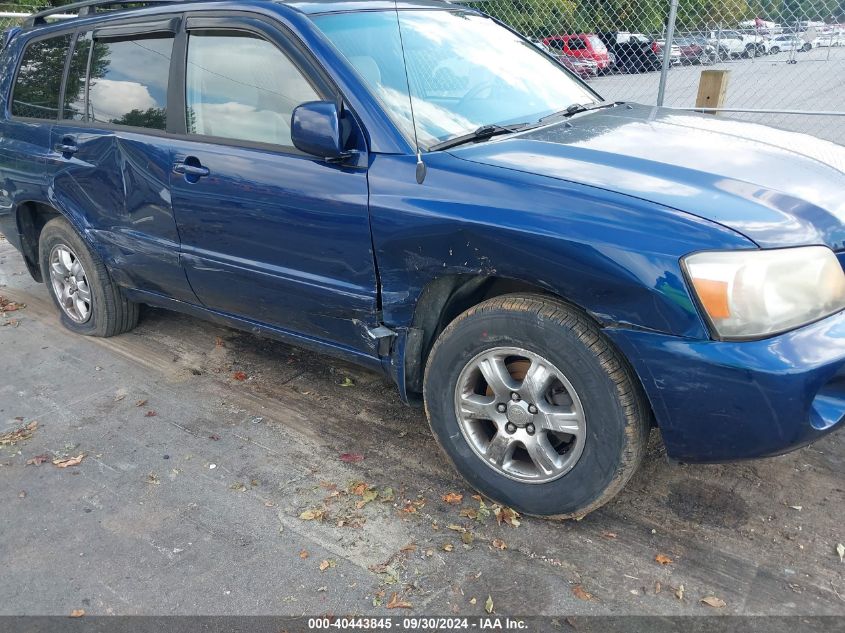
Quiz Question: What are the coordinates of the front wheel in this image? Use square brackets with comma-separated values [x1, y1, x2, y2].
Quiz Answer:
[423, 295, 650, 519]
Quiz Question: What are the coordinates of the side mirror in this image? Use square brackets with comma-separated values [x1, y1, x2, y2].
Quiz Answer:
[291, 101, 346, 160]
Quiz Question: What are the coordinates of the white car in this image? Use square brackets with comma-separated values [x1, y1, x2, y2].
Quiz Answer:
[768, 34, 805, 54]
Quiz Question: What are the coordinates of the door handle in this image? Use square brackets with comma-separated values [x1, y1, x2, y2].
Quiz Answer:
[173, 160, 209, 178]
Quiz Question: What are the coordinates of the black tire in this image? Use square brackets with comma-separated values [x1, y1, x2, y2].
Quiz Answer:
[802, 43, 811, 52]
[39, 216, 139, 337]
[423, 294, 650, 519]
[770, 46, 780, 54]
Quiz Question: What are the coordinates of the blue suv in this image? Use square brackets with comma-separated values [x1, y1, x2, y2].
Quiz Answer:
[2, 0, 844, 519]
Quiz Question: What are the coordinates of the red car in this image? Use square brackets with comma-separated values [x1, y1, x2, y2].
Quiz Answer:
[542, 34, 611, 71]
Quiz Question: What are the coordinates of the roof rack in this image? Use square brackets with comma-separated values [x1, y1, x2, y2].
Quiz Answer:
[24, 0, 183, 27]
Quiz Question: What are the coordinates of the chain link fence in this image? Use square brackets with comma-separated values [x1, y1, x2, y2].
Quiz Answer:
[461, 0, 845, 145]
[1, 2, 843, 144]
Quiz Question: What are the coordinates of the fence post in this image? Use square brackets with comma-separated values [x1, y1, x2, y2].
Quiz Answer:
[656, 0, 679, 106]
[695, 69, 730, 113]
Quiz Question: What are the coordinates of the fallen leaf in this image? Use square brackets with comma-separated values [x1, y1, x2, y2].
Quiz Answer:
[442, 492, 463, 505]
[18, 490, 26, 498]
[461, 532, 474, 545]
[209, 434, 221, 441]
[700, 596, 726, 608]
[571, 585, 593, 601]
[400, 543, 417, 553]
[26, 454, 50, 466]
[485, 595, 494, 614]
[655, 554, 673, 565]
[442, 543, 454, 552]
[339, 377, 355, 387]
[135, 399, 147, 407]
[264, 501, 275, 508]
[232, 371, 248, 381]
[113, 393, 126, 402]
[675, 585, 685, 601]
[447, 524, 466, 532]
[654, 581, 662, 594]
[602, 531, 618, 539]
[379, 487, 395, 502]
[459, 508, 478, 519]
[469, 597, 477, 605]
[491, 538, 507, 550]
[53, 454, 84, 468]
[349, 481, 368, 495]
[837, 543, 844, 563]
[299, 508, 326, 522]
[146, 472, 160, 485]
[144, 410, 157, 418]
[319, 559, 336, 572]
[386, 592, 412, 610]
[493, 505, 521, 527]
[229, 482, 247, 492]
[69, 609, 85, 618]
[215, 336, 225, 348]
[0, 421, 37, 446]
[340, 452, 364, 463]
[299, 550, 309, 559]
[476, 499, 491, 522]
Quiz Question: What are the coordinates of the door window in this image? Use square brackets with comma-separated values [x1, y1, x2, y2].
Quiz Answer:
[11, 34, 72, 119]
[185, 30, 319, 147]
[87, 34, 173, 129]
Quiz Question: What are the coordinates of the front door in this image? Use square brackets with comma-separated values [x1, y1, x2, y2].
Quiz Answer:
[169, 17, 378, 356]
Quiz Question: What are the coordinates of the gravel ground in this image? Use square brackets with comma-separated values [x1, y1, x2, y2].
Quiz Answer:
[1, 233, 844, 620]
[591, 46, 845, 145]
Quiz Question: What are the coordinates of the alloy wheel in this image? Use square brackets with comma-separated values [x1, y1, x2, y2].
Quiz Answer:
[49, 244, 92, 323]
[454, 347, 586, 484]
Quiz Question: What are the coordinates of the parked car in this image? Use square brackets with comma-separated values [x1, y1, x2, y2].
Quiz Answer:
[768, 34, 805, 54]
[542, 33, 611, 72]
[3, 0, 845, 520]
[596, 31, 662, 72]
[672, 36, 716, 64]
[558, 54, 599, 79]
[531, 40, 597, 80]
[652, 38, 682, 65]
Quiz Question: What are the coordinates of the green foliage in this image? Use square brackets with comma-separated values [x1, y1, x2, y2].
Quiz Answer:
[464, 0, 844, 35]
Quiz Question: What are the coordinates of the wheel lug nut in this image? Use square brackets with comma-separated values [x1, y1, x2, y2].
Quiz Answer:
[526, 424, 535, 436]
[528, 404, 538, 415]
[510, 393, 520, 401]
[496, 403, 507, 413]
[505, 422, 517, 434]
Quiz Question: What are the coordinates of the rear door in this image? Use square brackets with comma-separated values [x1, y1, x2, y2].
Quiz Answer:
[49, 18, 196, 302]
[167, 15, 378, 356]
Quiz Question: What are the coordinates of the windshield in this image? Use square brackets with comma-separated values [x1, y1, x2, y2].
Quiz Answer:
[314, 9, 597, 150]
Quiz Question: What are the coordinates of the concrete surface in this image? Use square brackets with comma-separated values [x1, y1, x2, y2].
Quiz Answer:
[1, 234, 844, 617]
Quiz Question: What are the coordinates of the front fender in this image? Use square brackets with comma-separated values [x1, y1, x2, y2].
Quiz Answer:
[369, 152, 754, 341]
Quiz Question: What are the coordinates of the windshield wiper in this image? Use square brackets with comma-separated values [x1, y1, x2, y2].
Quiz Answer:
[429, 123, 529, 152]
[539, 101, 623, 124]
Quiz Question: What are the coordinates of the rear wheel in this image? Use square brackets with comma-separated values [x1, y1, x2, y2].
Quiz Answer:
[423, 294, 650, 519]
[770, 46, 780, 54]
[39, 216, 138, 337]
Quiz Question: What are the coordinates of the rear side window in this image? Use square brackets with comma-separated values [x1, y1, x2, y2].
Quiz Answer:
[11, 34, 72, 119]
[184, 30, 319, 147]
[88, 34, 172, 129]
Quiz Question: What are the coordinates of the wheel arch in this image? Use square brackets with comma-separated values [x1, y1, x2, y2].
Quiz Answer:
[401, 273, 605, 397]
[14, 200, 64, 282]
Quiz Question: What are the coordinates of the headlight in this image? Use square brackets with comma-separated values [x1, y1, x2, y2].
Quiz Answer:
[683, 246, 845, 340]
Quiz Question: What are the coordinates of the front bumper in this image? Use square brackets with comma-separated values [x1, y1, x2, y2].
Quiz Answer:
[606, 309, 845, 463]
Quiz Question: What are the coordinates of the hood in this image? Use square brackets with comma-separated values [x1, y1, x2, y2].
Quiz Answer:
[451, 104, 845, 250]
